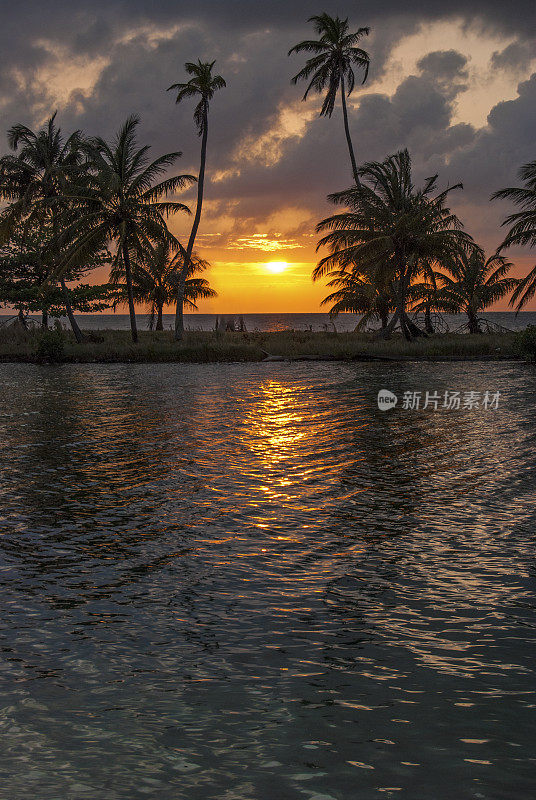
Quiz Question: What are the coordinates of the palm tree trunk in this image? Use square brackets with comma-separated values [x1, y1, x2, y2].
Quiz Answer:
[17, 309, 28, 329]
[424, 303, 434, 334]
[380, 308, 388, 329]
[156, 303, 164, 331]
[374, 309, 399, 339]
[41, 310, 49, 329]
[340, 75, 359, 185]
[51, 210, 84, 343]
[122, 243, 138, 343]
[467, 310, 480, 334]
[60, 278, 84, 343]
[400, 308, 411, 341]
[175, 111, 209, 342]
[403, 312, 426, 338]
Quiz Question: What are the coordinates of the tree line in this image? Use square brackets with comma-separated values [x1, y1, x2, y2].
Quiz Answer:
[290, 13, 536, 338]
[1, 13, 535, 343]
[0, 61, 224, 342]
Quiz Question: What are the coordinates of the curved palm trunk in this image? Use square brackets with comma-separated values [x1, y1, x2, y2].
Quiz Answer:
[340, 75, 359, 185]
[403, 313, 427, 338]
[424, 303, 434, 334]
[51, 211, 84, 343]
[376, 270, 424, 341]
[60, 278, 84, 343]
[175, 113, 209, 342]
[122, 242, 138, 343]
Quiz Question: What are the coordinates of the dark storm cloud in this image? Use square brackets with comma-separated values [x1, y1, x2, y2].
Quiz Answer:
[491, 42, 534, 73]
[0, 0, 535, 260]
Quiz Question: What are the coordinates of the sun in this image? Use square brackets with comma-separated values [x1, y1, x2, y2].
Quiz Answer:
[264, 261, 288, 274]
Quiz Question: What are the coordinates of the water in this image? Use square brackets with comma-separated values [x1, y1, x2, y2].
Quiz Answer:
[0, 361, 535, 799]
[2, 311, 536, 332]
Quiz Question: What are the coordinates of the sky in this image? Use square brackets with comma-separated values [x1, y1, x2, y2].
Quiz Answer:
[1, 0, 536, 312]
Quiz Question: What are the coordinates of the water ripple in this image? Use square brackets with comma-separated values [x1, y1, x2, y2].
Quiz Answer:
[0, 361, 535, 799]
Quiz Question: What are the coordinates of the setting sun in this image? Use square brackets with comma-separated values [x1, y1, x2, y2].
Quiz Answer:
[264, 261, 289, 274]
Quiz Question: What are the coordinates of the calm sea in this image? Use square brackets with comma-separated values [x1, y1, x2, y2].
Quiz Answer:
[2, 311, 536, 332]
[1, 361, 535, 799]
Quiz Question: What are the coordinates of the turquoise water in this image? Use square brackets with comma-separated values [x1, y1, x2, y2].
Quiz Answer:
[0, 361, 535, 799]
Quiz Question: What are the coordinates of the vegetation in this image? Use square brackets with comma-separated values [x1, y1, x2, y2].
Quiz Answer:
[431, 249, 517, 333]
[289, 13, 370, 184]
[0, 216, 113, 327]
[0, 115, 96, 341]
[168, 61, 226, 341]
[493, 160, 536, 311]
[320, 269, 393, 330]
[66, 115, 195, 342]
[0, 11, 533, 353]
[314, 150, 472, 340]
[110, 241, 216, 330]
[514, 325, 536, 361]
[0, 326, 519, 364]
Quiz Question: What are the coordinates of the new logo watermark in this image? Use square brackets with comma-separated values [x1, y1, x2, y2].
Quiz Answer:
[377, 389, 500, 411]
[377, 389, 398, 410]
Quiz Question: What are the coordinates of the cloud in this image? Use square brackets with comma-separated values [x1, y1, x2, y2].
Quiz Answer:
[491, 42, 534, 73]
[0, 1, 535, 305]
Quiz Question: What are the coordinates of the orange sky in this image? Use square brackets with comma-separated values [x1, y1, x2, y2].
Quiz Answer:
[8, 13, 535, 315]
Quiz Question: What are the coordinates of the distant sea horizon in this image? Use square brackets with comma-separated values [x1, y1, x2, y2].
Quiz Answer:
[1, 311, 536, 332]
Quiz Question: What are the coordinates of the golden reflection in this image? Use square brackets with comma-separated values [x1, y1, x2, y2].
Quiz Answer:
[243, 380, 307, 486]
[237, 378, 324, 536]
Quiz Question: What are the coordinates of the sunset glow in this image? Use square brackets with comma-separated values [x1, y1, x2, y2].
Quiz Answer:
[264, 261, 289, 274]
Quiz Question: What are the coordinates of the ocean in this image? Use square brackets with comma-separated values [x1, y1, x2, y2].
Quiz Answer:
[2, 311, 536, 332]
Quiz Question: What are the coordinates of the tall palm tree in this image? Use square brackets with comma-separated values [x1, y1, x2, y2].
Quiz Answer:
[492, 160, 536, 311]
[64, 116, 194, 342]
[434, 248, 517, 333]
[0, 114, 87, 341]
[111, 241, 216, 330]
[168, 60, 226, 341]
[289, 13, 370, 184]
[314, 150, 471, 339]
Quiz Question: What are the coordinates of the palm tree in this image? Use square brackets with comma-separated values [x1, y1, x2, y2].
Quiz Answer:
[492, 160, 536, 310]
[314, 150, 471, 340]
[289, 13, 370, 184]
[111, 241, 216, 330]
[64, 116, 194, 342]
[320, 268, 394, 330]
[434, 248, 517, 333]
[407, 275, 443, 334]
[168, 60, 226, 341]
[0, 114, 87, 341]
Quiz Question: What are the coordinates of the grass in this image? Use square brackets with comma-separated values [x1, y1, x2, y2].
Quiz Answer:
[0, 325, 522, 363]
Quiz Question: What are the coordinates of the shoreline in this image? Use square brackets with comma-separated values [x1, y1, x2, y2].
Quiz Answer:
[0, 328, 527, 365]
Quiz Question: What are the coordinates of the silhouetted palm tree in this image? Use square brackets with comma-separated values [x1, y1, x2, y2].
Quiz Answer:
[65, 116, 194, 342]
[434, 248, 517, 333]
[492, 160, 536, 310]
[320, 268, 394, 330]
[0, 114, 87, 341]
[315, 150, 471, 339]
[111, 241, 216, 330]
[289, 13, 370, 184]
[168, 60, 226, 341]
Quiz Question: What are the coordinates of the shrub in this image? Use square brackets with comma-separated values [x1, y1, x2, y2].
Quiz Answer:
[35, 329, 65, 363]
[514, 325, 536, 361]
